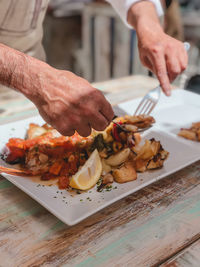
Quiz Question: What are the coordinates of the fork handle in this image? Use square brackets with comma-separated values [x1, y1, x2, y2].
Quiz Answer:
[184, 42, 190, 52]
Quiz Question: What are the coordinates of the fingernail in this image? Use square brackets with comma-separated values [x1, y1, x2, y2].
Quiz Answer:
[166, 90, 171, 96]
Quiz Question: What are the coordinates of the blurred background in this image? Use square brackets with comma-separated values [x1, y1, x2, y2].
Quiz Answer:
[43, 0, 200, 89]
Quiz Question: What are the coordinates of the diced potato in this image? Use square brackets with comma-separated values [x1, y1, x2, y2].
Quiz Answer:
[134, 158, 149, 172]
[135, 140, 155, 160]
[105, 148, 130, 167]
[27, 124, 47, 139]
[113, 161, 137, 183]
[178, 130, 196, 141]
[102, 173, 114, 184]
[133, 133, 142, 145]
[101, 159, 112, 174]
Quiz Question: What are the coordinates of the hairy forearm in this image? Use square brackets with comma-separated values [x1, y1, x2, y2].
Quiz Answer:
[0, 43, 51, 102]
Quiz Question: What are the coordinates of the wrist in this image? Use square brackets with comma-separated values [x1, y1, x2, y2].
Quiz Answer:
[0, 43, 53, 103]
[19, 57, 53, 103]
[127, 1, 163, 31]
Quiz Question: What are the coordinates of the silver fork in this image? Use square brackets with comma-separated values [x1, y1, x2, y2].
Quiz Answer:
[134, 42, 190, 116]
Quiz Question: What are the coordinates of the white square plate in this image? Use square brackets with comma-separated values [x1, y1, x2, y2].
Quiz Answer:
[1, 89, 200, 225]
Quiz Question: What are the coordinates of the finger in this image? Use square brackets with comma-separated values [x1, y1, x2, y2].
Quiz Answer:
[90, 112, 110, 131]
[96, 91, 114, 122]
[179, 50, 188, 72]
[53, 117, 76, 136]
[141, 55, 154, 72]
[152, 53, 171, 96]
[57, 123, 75, 136]
[166, 55, 181, 82]
[76, 123, 92, 137]
[62, 129, 75, 137]
[38, 108, 52, 126]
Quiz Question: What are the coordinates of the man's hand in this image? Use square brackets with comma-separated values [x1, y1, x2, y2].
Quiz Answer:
[33, 69, 114, 137]
[128, 1, 188, 96]
[0, 44, 114, 136]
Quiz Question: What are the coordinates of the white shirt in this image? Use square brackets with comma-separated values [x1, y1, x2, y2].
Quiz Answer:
[106, 0, 163, 27]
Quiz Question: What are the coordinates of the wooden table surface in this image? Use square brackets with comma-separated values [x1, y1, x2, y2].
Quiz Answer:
[0, 75, 200, 267]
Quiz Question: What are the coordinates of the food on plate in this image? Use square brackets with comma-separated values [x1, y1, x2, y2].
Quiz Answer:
[132, 138, 169, 172]
[112, 161, 137, 183]
[69, 149, 102, 190]
[1, 115, 169, 191]
[178, 122, 200, 141]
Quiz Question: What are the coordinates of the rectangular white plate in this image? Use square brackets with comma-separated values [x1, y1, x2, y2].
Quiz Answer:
[1, 89, 200, 225]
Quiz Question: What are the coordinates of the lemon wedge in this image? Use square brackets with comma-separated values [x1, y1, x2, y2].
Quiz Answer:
[69, 149, 102, 190]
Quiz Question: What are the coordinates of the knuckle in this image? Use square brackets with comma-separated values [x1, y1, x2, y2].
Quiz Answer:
[172, 68, 181, 76]
[152, 45, 163, 55]
[181, 63, 187, 71]
[58, 125, 74, 136]
[98, 120, 108, 130]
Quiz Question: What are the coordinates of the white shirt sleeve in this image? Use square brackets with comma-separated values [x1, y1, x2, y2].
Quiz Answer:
[106, 0, 163, 28]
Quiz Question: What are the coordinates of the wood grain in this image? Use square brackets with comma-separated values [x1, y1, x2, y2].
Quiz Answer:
[161, 238, 200, 267]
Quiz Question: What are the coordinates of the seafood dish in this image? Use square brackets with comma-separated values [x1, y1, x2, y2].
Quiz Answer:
[1, 115, 169, 191]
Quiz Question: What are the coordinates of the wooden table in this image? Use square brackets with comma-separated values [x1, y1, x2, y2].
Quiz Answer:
[0, 75, 200, 266]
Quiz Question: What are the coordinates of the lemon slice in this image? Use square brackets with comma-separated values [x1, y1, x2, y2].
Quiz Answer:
[69, 149, 102, 190]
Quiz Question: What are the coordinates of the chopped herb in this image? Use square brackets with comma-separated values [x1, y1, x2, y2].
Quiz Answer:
[97, 177, 102, 186]
[76, 190, 81, 194]
[97, 186, 103, 192]
[114, 186, 118, 189]
[106, 187, 112, 192]
[36, 184, 40, 187]
[80, 199, 83, 202]
[53, 196, 57, 198]
[89, 134, 105, 152]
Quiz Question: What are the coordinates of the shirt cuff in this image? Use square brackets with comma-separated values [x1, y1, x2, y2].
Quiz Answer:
[106, 0, 164, 28]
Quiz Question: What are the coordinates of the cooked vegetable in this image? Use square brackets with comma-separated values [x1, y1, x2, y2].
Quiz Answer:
[133, 138, 169, 172]
[105, 148, 130, 167]
[102, 173, 114, 184]
[113, 161, 137, 183]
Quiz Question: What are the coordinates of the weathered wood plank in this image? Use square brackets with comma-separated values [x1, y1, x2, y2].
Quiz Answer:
[161, 238, 200, 267]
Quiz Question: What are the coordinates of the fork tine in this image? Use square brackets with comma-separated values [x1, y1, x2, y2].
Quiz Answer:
[146, 102, 156, 115]
[142, 100, 154, 115]
[134, 87, 160, 116]
[134, 98, 146, 115]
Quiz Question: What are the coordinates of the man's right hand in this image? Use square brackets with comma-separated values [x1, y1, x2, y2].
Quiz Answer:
[32, 68, 114, 137]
